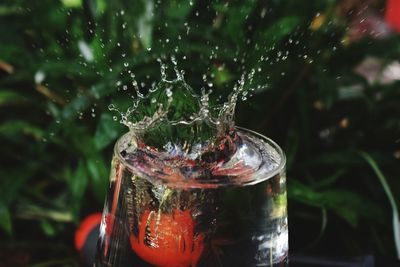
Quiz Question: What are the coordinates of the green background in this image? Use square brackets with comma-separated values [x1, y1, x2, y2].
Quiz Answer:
[0, 0, 399, 265]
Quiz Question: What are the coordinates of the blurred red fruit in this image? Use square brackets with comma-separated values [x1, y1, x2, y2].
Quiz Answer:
[75, 213, 102, 251]
[385, 0, 400, 32]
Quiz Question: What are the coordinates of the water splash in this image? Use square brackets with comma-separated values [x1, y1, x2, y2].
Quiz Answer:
[110, 57, 252, 159]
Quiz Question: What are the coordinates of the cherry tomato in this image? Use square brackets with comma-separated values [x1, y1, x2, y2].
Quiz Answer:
[130, 209, 204, 267]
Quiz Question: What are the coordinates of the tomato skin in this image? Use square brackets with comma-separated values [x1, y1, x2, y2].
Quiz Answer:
[386, 0, 400, 33]
[130, 209, 204, 267]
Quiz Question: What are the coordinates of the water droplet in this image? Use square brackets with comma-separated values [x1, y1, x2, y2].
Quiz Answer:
[124, 62, 129, 67]
[113, 116, 118, 121]
[184, 22, 190, 34]
[166, 88, 173, 98]
[34, 71, 45, 84]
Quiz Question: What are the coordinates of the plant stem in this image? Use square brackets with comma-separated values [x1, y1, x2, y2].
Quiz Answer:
[359, 151, 400, 260]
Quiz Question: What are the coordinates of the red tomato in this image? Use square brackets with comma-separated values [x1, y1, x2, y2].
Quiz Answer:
[130, 209, 204, 267]
[386, 0, 400, 32]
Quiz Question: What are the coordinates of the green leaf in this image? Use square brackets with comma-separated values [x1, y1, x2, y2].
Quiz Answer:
[0, 120, 44, 139]
[61, 0, 82, 8]
[212, 66, 233, 86]
[360, 152, 400, 259]
[220, 1, 258, 42]
[0, 6, 21, 16]
[61, 95, 90, 120]
[166, 0, 194, 21]
[40, 219, 56, 237]
[65, 161, 88, 218]
[0, 90, 27, 106]
[94, 113, 124, 150]
[0, 168, 35, 207]
[289, 180, 384, 227]
[87, 156, 108, 202]
[0, 204, 12, 235]
[258, 16, 303, 48]
[137, 0, 154, 49]
[311, 169, 346, 189]
[90, 80, 118, 98]
[15, 204, 73, 222]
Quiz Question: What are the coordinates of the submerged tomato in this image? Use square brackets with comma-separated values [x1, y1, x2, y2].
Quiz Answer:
[130, 209, 204, 267]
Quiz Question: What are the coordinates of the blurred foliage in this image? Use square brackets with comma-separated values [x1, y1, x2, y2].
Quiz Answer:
[0, 0, 400, 265]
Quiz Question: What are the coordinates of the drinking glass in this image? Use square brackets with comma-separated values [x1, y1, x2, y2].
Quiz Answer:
[95, 127, 288, 267]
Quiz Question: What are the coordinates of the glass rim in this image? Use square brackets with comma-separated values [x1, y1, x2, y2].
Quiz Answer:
[114, 126, 286, 188]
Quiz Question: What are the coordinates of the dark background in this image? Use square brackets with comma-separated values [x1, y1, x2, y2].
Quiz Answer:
[1, 0, 400, 266]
